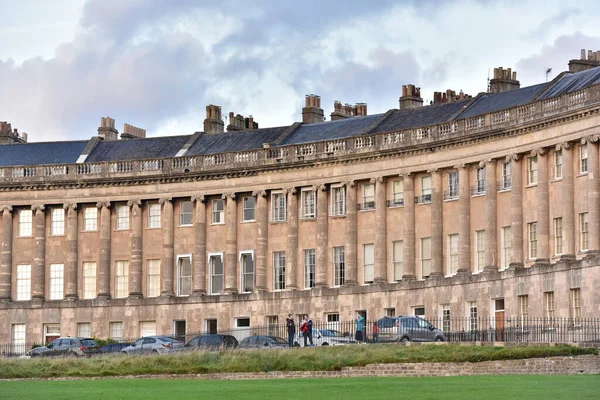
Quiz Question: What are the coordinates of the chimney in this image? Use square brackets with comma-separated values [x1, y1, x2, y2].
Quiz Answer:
[97, 117, 119, 140]
[433, 89, 472, 104]
[203, 104, 224, 134]
[0, 121, 28, 144]
[302, 94, 324, 124]
[330, 100, 368, 121]
[399, 84, 423, 110]
[121, 123, 146, 140]
[568, 48, 600, 73]
[226, 111, 258, 131]
[489, 67, 520, 94]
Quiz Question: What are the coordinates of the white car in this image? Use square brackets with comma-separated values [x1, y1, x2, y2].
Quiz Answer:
[297, 328, 356, 346]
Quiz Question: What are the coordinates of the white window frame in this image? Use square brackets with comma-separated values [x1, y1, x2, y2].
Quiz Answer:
[363, 243, 374, 283]
[242, 196, 256, 222]
[362, 183, 375, 210]
[501, 161, 512, 190]
[114, 260, 129, 298]
[475, 230, 485, 271]
[326, 313, 340, 331]
[527, 156, 538, 185]
[16, 264, 31, 301]
[475, 167, 486, 194]
[303, 248, 315, 289]
[300, 189, 316, 219]
[146, 259, 161, 297]
[176, 254, 192, 296]
[518, 295, 529, 326]
[240, 250, 254, 293]
[544, 291, 554, 319]
[77, 322, 92, 338]
[570, 288, 581, 319]
[148, 203, 161, 228]
[528, 222, 538, 260]
[501, 226, 511, 269]
[83, 207, 98, 231]
[270, 191, 287, 222]
[448, 171, 459, 199]
[448, 234, 459, 275]
[18, 209, 32, 237]
[554, 149, 562, 180]
[554, 217, 563, 256]
[49, 263, 64, 300]
[333, 246, 345, 286]
[208, 252, 224, 295]
[109, 322, 124, 340]
[392, 240, 403, 281]
[272, 251, 286, 291]
[580, 144, 588, 174]
[330, 185, 346, 216]
[421, 175, 432, 202]
[82, 262, 96, 299]
[420, 237, 431, 279]
[579, 212, 589, 251]
[179, 201, 193, 226]
[51, 208, 65, 236]
[11, 324, 26, 354]
[441, 304, 451, 333]
[391, 180, 404, 206]
[212, 199, 225, 224]
[466, 302, 478, 332]
[116, 205, 130, 230]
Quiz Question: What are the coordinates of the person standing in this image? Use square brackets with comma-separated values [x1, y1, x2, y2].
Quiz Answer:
[355, 313, 365, 342]
[300, 315, 314, 346]
[286, 314, 296, 347]
[372, 322, 379, 343]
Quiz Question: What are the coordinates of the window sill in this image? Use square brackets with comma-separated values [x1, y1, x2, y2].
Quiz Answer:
[577, 172, 589, 177]
[387, 204, 404, 209]
[329, 215, 346, 219]
[114, 228, 131, 232]
[241, 219, 256, 224]
[551, 178, 563, 183]
[178, 224, 193, 228]
[300, 216, 316, 221]
[416, 202, 432, 206]
[471, 193, 485, 198]
[498, 188, 512, 193]
[81, 230, 98, 233]
[525, 183, 538, 188]
[146, 226, 161, 230]
[210, 222, 225, 226]
[358, 208, 375, 213]
[444, 197, 458, 202]
[15, 235, 33, 239]
[269, 220, 287, 224]
[49, 234, 66, 238]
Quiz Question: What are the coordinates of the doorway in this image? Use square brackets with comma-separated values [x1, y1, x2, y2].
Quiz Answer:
[494, 299, 505, 342]
[206, 319, 217, 334]
[173, 320, 186, 342]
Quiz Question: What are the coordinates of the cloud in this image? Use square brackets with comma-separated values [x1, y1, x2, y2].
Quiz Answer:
[523, 8, 581, 40]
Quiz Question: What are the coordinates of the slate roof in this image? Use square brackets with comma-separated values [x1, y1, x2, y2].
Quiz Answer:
[186, 126, 288, 155]
[459, 83, 549, 119]
[0, 140, 88, 167]
[538, 67, 600, 99]
[85, 135, 191, 162]
[280, 114, 383, 145]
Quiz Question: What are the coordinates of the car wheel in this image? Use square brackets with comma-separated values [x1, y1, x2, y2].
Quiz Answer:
[121, 351, 128, 355]
[69, 351, 78, 358]
[435, 337, 444, 342]
[152, 350, 159, 355]
[322, 342, 329, 346]
[400, 336, 410, 343]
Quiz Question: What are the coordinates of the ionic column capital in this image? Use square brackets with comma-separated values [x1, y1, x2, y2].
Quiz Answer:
[370, 176, 384, 183]
[158, 197, 172, 205]
[191, 194, 206, 203]
[584, 134, 600, 144]
[63, 203, 77, 211]
[0, 205, 13, 213]
[96, 201, 111, 209]
[31, 204, 45, 212]
[556, 142, 573, 151]
[399, 172, 411, 178]
[480, 158, 496, 168]
[252, 189, 268, 197]
[127, 199, 142, 207]
[344, 180, 356, 188]
[427, 168, 441, 174]
[316, 184, 328, 192]
[287, 187, 298, 195]
[453, 163, 469, 170]
[222, 193, 236, 200]
[530, 148, 547, 157]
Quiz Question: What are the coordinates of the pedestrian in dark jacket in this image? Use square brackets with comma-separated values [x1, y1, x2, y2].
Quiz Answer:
[300, 314, 314, 346]
[286, 314, 296, 347]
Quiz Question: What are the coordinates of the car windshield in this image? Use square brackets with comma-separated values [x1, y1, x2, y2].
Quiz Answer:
[80, 339, 97, 346]
[269, 336, 288, 345]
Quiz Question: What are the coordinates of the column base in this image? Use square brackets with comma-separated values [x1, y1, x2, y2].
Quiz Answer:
[508, 262, 524, 270]
[0, 296, 11, 303]
[532, 258, 551, 267]
[427, 272, 444, 279]
[455, 269, 471, 277]
[583, 250, 600, 259]
[558, 254, 576, 261]
[128, 292, 144, 299]
[401, 274, 417, 281]
[191, 290, 206, 297]
[96, 293, 111, 300]
[483, 265, 499, 273]
[373, 278, 388, 284]
[64, 294, 79, 301]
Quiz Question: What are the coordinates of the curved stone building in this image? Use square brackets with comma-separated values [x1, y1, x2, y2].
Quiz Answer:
[1, 51, 600, 343]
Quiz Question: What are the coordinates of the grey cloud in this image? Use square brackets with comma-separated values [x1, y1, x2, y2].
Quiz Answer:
[523, 8, 581, 40]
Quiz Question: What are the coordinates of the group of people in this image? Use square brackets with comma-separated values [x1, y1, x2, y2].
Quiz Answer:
[284, 313, 379, 348]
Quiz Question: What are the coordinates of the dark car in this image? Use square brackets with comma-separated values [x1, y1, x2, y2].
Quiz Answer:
[100, 343, 132, 354]
[239, 335, 289, 349]
[377, 316, 445, 342]
[185, 334, 239, 351]
[42, 337, 101, 357]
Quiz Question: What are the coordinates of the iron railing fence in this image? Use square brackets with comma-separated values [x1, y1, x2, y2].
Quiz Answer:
[2, 317, 599, 357]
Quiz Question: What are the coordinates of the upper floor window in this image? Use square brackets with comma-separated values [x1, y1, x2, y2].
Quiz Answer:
[501, 161, 512, 190]
[580, 144, 588, 174]
[146, 259, 161, 297]
[212, 199, 224, 224]
[474, 167, 486, 195]
[176, 256, 192, 296]
[391, 180, 404, 206]
[580, 212, 589, 251]
[554, 217, 563, 256]
[116, 205, 130, 230]
[209, 254, 223, 295]
[447, 171, 458, 199]
[418, 175, 431, 204]
[49, 264, 64, 300]
[51, 208, 65, 236]
[240, 252, 254, 293]
[554, 149, 562, 179]
[16, 264, 31, 301]
[363, 243, 374, 283]
[179, 201, 193, 226]
[393, 240, 403, 281]
[270, 192, 286, 222]
[115, 261, 129, 298]
[300, 189, 315, 219]
[420, 237, 431, 279]
[273, 251, 286, 291]
[475, 230, 485, 271]
[501, 226, 511, 270]
[83, 207, 98, 231]
[303, 249, 316, 289]
[448, 233, 459, 275]
[527, 156, 538, 185]
[331, 185, 346, 216]
[361, 183, 375, 210]
[18, 209, 33, 237]
[333, 246, 345, 286]
[82, 262, 97, 299]
[242, 196, 255, 222]
[528, 222, 538, 259]
[147, 203, 161, 228]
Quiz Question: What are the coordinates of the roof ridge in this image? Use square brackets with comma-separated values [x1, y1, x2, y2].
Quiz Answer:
[273, 122, 302, 145]
[449, 93, 488, 121]
[532, 71, 571, 101]
[362, 109, 396, 135]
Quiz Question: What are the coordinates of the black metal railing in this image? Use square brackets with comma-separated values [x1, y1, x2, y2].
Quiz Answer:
[471, 184, 486, 196]
[415, 194, 432, 204]
[386, 199, 404, 207]
[357, 201, 375, 211]
[443, 189, 458, 200]
[497, 179, 512, 191]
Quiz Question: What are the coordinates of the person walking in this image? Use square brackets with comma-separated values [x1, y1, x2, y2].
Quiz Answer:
[355, 313, 365, 342]
[300, 315, 314, 346]
[286, 314, 296, 347]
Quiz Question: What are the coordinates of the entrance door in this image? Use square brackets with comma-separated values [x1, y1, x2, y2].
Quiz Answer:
[173, 320, 186, 342]
[206, 319, 217, 334]
[494, 299, 505, 342]
[44, 325, 60, 344]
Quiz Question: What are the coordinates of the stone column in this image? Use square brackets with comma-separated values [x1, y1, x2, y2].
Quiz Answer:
[509, 154, 524, 268]
[587, 136, 600, 251]
[345, 181, 358, 286]
[97, 201, 111, 298]
[484, 159, 498, 270]
[64, 203, 79, 299]
[128, 200, 143, 297]
[224, 193, 238, 294]
[0, 206, 13, 300]
[286, 188, 298, 290]
[560, 143, 575, 257]
[31, 204, 46, 300]
[315, 184, 329, 288]
[534, 149, 550, 262]
[374, 176, 387, 283]
[160, 197, 174, 297]
[192, 195, 207, 295]
[429, 169, 443, 277]
[402, 174, 416, 279]
[254, 190, 268, 292]
[457, 165, 471, 273]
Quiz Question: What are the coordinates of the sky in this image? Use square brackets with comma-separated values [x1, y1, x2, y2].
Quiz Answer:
[1, 0, 600, 142]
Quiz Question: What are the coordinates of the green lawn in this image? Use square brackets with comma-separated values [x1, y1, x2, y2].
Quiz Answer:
[1, 375, 598, 400]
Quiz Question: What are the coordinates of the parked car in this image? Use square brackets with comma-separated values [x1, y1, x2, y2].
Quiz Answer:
[41, 337, 101, 357]
[19, 346, 50, 359]
[121, 336, 184, 355]
[239, 335, 289, 349]
[100, 342, 132, 354]
[298, 328, 356, 346]
[185, 334, 239, 351]
[376, 316, 445, 342]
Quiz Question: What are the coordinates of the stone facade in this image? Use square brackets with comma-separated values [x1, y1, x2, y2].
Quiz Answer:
[1, 63, 600, 344]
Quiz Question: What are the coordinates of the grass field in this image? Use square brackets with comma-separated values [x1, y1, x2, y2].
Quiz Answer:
[1, 375, 599, 400]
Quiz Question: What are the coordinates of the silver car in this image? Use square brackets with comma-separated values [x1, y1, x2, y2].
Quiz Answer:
[121, 336, 184, 355]
[377, 316, 445, 342]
